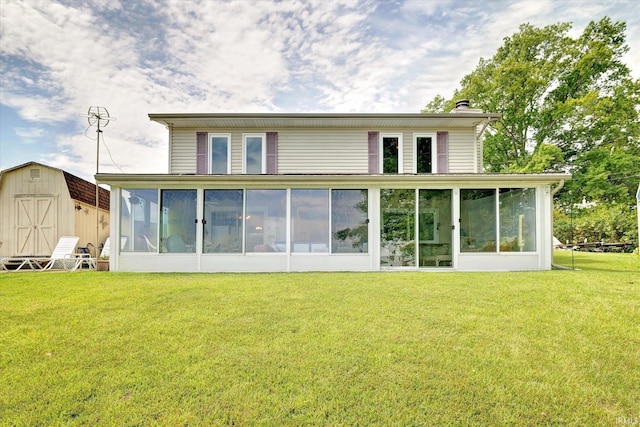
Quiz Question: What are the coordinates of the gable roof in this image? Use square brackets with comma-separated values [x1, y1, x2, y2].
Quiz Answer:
[0, 161, 110, 211]
[63, 171, 110, 211]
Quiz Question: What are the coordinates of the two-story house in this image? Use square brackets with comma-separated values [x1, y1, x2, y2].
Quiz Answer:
[97, 104, 568, 272]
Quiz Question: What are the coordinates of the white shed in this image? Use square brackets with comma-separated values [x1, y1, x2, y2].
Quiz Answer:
[0, 162, 110, 257]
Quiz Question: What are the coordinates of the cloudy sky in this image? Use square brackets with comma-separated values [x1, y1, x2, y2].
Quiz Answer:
[1, 0, 639, 182]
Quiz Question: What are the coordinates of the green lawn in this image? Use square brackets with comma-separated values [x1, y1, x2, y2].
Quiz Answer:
[1, 251, 638, 426]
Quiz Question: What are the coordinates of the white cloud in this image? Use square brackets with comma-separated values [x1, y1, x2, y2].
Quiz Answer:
[0, 0, 638, 180]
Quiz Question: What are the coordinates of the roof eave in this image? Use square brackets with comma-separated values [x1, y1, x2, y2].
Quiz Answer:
[97, 172, 570, 187]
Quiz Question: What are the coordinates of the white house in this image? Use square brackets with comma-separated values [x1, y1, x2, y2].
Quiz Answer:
[97, 105, 569, 272]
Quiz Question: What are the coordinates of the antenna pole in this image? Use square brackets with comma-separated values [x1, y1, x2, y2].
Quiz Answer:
[96, 117, 101, 260]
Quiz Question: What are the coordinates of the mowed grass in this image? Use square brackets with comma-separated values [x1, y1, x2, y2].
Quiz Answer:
[1, 252, 638, 426]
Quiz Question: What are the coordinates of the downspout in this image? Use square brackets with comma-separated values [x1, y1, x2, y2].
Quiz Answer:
[550, 179, 567, 269]
[551, 179, 565, 196]
[475, 117, 493, 173]
[167, 124, 173, 173]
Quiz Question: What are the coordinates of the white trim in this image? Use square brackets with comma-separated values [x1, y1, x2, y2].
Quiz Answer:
[412, 133, 437, 173]
[379, 133, 403, 174]
[242, 133, 266, 174]
[209, 133, 231, 174]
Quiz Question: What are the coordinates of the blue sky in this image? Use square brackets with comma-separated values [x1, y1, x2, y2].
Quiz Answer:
[1, 0, 639, 182]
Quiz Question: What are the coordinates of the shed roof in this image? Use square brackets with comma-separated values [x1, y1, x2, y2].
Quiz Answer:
[0, 161, 109, 210]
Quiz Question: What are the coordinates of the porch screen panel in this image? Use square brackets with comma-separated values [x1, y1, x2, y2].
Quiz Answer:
[460, 189, 497, 252]
[160, 190, 197, 253]
[380, 189, 415, 266]
[331, 189, 368, 253]
[204, 190, 243, 253]
[245, 189, 286, 252]
[120, 188, 159, 252]
[499, 188, 536, 252]
[291, 189, 329, 253]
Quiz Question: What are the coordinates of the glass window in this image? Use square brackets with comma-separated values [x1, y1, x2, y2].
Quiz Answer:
[415, 135, 434, 173]
[418, 189, 452, 267]
[210, 134, 230, 174]
[244, 134, 265, 174]
[331, 189, 368, 253]
[160, 190, 197, 253]
[380, 189, 415, 266]
[204, 190, 243, 253]
[499, 188, 536, 252]
[460, 189, 497, 252]
[245, 189, 286, 252]
[381, 135, 401, 174]
[291, 189, 329, 253]
[120, 188, 159, 252]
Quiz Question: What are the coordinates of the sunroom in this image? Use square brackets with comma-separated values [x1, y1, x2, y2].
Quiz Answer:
[98, 173, 566, 272]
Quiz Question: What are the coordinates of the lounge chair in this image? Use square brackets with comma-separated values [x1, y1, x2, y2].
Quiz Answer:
[5, 236, 81, 271]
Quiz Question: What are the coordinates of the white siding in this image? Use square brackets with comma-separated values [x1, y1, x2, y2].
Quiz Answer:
[170, 128, 197, 174]
[448, 128, 476, 173]
[230, 133, 243, 174]
[168, 127, 479, 175]
[278, 129, 368, 174]
[402, 131, 413, 174]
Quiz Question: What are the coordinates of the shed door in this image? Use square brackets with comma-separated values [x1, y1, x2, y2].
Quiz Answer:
[15, 197, 57, 256]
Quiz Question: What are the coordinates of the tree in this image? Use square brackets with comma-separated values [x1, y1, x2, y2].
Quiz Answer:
[423, 17, 640, 246]
[425, 17, 640, 202]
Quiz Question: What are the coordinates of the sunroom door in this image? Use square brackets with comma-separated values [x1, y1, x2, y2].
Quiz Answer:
[418, 189, 453, 268]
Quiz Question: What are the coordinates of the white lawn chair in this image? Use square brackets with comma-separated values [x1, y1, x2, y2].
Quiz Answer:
[4, 236, 79, 271]
[100, 237, 111, 259]
[40, 236, 82, 271]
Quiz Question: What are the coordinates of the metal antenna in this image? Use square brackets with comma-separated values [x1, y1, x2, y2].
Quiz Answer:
[80, 106, 116, 259]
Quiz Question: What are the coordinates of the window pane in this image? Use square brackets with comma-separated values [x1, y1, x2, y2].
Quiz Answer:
[204, 190, 243, 253]
[460, 189, 497, 252]
[380, 189, 415, 266]
[160, 190, 197, 253]
[291, 189, 329, 253]
[245, 136, 263, 174]
[211, 136, 229, 174]
[332, 189, 368, 253]
[499, 188, 536, 252]
[246, 189, 286, 252]
[416, 136, 433, 173]
[418, 189, 452, 267]
[120, 188, 159, 252]
[382, 136, 399, 174]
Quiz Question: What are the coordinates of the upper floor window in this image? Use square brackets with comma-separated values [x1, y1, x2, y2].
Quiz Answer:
[210, 134, 231, 174]
[243, 133, 266, 174]
[414, 134, 436, 173]
[381, 133, 403, 174]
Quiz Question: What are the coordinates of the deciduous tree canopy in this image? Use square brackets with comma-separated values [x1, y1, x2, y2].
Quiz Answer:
[423, 17, 640, 205]
[423, 17, 639, 246]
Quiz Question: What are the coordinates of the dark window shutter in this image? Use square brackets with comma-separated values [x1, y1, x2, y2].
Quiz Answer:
[196, 132, 208, 174]
[368, 131, 379, 174]
[266, 132, 278, 174]
[437, 131, 449, 173]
